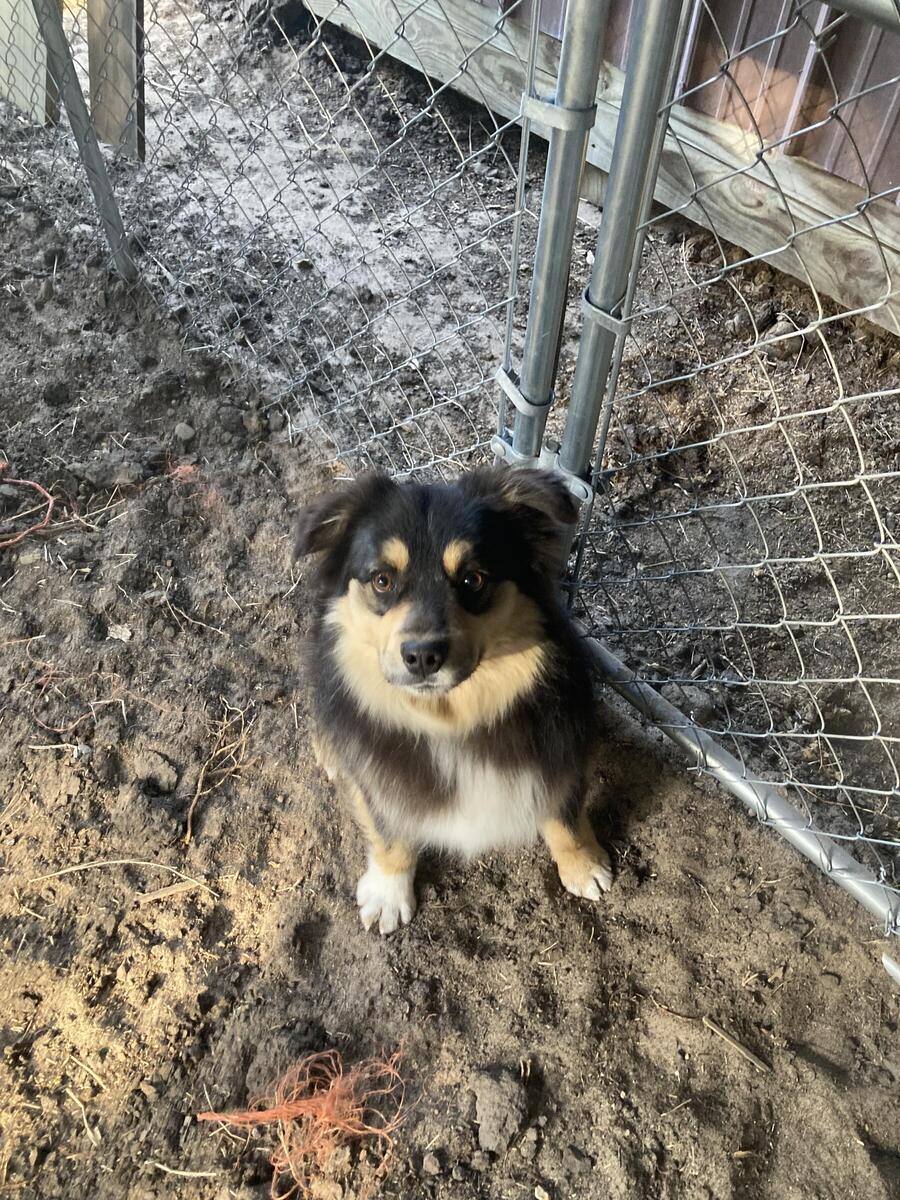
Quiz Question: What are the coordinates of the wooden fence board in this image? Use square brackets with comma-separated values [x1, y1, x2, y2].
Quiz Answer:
[0, 0, 58, 124]
[87, 0, 144, 158]
[305, 0, 899, 334]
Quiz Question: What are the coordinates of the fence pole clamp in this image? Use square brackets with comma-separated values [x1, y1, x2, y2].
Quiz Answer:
[581, 286, 631, 338]
[521, 93, 598, 133]
[495, 365, 552, 418]
[491, 432, 593, 505]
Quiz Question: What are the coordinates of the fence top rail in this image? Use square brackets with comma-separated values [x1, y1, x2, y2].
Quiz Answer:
[831, 0, 900, 33]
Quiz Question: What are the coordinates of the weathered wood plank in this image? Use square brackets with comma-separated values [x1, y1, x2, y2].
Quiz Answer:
[305, 0, 899, 334]
[0, 0, 58, 124]
[86, 0, 144, 158]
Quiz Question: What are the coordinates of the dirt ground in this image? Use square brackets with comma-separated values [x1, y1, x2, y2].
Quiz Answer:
[2, 6, 900, 1198]
[1, 183, 899, 1200]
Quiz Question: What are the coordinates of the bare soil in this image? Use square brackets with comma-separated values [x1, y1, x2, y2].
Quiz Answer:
[1, 9, 899, 1200]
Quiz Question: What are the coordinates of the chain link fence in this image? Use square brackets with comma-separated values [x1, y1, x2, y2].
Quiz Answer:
[3, 0, 542, 471]
[1, 0, 898, 955]
[559, 1, 900, 952]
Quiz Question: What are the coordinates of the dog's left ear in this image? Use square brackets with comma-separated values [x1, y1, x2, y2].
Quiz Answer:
[461, 465, 578, 526]
[294, 473, 397, 559]
[459, 466, 578, 573]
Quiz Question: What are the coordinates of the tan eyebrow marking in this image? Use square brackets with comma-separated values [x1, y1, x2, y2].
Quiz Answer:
[442, 539, 473, 577]
[380, 537, 410, 572]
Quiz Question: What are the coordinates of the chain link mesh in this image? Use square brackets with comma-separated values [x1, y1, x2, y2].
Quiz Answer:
[571, 2, 900, 926]
[2, 0, 541, 474]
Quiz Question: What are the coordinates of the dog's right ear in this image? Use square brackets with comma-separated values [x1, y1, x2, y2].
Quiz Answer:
[293, 473, 396, 559]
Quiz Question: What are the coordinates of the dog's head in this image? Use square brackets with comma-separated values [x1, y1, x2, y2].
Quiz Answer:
[294, 467, 576, 702]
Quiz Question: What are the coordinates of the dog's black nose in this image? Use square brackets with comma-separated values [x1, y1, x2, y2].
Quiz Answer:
[401, 638, 449, 678]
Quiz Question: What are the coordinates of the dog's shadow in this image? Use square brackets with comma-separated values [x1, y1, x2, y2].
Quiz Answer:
[587, 694, 677, 847]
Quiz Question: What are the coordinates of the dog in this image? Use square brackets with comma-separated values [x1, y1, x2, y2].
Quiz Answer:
[294, 465, 612, 934]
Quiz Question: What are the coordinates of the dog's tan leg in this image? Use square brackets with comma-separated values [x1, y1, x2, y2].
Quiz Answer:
[542, 807, 612, 901]
[311, 730, 339, 784]
[349, 785, 417, 935]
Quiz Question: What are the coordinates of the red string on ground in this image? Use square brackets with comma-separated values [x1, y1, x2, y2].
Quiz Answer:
[198, 1049, 404, 1200]
[0, 463, 56, 550]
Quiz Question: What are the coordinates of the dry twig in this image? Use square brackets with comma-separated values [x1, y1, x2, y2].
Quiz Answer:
[701, 1016, 772, 1074]
[29, 858, 217, 899]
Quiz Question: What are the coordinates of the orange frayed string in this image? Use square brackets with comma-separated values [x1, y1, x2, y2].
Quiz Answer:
[0, 463, 56, 550]
[197, 1049, 404, 1199]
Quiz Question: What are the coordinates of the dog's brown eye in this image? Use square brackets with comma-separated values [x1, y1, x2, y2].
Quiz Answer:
[462, 569, 486, 592]
[371, 570, 394, 594]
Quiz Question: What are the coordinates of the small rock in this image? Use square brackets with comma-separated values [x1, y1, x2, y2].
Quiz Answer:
[451, 1165, 467, 1181]
[535, 1187, 551, 1200]
[106, 623, 133, 643]
[472, 1069, 527, 1153]
[765, 318, 806, 360]
[173, 422, 195, 443]
[42, 379, 71, 407]
[422, 1152, 442, 1176]
[69, 458, 144, 489]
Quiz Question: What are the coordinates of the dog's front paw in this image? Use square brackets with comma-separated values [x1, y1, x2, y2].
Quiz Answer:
[356, 862, 416, 935]
[557, 845, 613, 901]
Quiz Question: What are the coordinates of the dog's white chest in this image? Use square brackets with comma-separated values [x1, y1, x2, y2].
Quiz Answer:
[416, 744, 544, 857]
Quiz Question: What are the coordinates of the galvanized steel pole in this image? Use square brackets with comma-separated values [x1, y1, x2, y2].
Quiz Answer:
[559, 0, 682, 476]
[32, 0, 137, 281]
[509, 0, 611, 461]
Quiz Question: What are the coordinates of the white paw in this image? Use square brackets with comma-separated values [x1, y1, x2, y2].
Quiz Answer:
[356, 862, 416, 935]
[559, 848, 613, 901]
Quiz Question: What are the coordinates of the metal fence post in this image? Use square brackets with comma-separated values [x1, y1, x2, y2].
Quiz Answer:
[558, 0, 684, 477]
[31, 0, 137, 280]
[492, 0, 611, 467]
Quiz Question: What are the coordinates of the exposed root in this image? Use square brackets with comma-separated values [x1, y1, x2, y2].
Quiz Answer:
[184, 698, 255, 843]
[0, 463, 55, 550]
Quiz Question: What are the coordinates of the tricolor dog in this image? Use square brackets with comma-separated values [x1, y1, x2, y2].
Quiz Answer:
[294, 466, 612, 934]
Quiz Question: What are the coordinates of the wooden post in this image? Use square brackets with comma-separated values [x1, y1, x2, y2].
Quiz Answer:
[87, 0, 144, 159]
[0, 0, 59, 123]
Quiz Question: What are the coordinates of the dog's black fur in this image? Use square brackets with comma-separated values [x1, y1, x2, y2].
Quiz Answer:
[295, 466, 610, 932]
